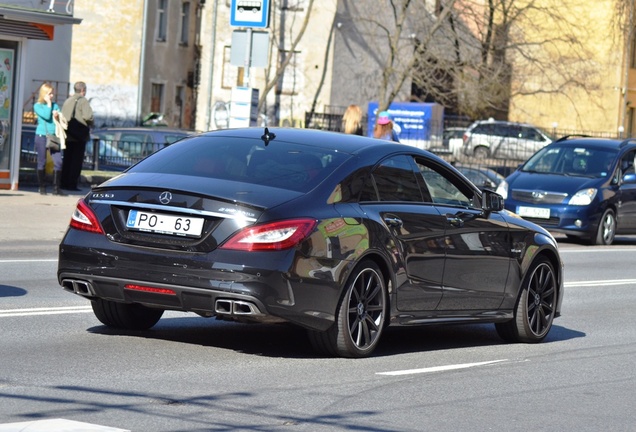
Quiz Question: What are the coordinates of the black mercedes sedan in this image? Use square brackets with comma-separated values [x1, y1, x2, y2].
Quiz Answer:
[58, 127, 564, 358]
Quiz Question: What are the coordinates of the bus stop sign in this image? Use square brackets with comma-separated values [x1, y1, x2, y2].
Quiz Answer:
[230, 0, 270, 28]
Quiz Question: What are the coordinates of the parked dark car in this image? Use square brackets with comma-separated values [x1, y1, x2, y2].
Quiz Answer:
[58, 127, 563, 358]
[456, 164, 506, 192]
[463, 119, 552, 160]
[498, 136, 636, 245]
[86, 127, 193, 170]
[429, 127, 465, 157]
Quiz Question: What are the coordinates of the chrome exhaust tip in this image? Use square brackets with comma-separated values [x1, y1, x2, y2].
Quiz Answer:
[214, 299, 262, 316]
[61, 279, 95, 296]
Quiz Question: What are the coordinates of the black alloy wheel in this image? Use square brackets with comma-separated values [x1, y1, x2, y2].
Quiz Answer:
[308, 260, 387, 358]
[496, 256, 557, 343]
[91, 298, 164, 330]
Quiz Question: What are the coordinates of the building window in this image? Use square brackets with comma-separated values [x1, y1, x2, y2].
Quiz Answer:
[277, 50, 302, 95]
[151, 83, 164, 113]
[175, 85, 185, 128]
[175, 85, 184, 107]
[157, 0, 168, 42]
[180, 2, 190, 45]
[222, 46, 240, 89]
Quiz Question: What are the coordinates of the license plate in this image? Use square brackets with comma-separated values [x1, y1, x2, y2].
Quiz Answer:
[517, 206, 550, 219]
[126, 209, 204, 237]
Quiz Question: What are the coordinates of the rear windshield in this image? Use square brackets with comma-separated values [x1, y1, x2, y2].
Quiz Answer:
[523, 145, 618, 177]
[129, 135, 351, 192]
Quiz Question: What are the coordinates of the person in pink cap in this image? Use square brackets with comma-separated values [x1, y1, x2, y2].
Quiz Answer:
[373, 110, 400, 142]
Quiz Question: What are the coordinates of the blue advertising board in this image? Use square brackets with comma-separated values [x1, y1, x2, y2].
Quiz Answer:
[367, 102, 444, 149]
[230, 0, 270, 28]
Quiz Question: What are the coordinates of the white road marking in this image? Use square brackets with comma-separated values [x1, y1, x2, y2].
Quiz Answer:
[0, 259, 57, 263]
[564, 279, 636, 287]
[0, 418, 129, 431]
[559, 247, 636, 253]
[377, 359, 507, 376]
[0, 306, 92, 317]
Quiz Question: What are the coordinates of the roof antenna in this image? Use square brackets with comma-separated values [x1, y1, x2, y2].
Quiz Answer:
[261, 127, 276, 146]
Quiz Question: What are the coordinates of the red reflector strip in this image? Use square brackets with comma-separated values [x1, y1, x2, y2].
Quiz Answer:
[124, 284, 176, 295]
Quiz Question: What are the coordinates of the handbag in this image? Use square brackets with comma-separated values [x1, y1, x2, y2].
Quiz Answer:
[46, 134, 61, 151]
[66, 98, 90, 141]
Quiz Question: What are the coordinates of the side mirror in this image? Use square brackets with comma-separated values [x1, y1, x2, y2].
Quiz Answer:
[622, 172, 636, 184]
[482, 189, 504, 212]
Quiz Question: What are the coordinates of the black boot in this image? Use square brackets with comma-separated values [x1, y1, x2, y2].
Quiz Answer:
[53, 170, 65, 196]
[37, 169, 47, 195]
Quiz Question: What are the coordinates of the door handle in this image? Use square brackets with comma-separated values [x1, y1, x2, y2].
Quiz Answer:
[446, 216, 464, 227]
[384, 216, 403, 228]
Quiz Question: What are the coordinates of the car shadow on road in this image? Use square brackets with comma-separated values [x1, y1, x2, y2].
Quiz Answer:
[87, 317, 585, 359]
[88, 317, 317, 359]
[371, 323, 584, 357]
[0, 285, 28, 297]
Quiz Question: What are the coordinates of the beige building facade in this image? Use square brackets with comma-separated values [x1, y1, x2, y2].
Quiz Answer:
[40, 1, 636, 136]
[70, 0, 199, 129]
[196, 0, 338, 131]
[505, 0, 635, 136]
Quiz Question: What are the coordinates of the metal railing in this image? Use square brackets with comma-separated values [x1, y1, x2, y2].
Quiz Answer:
[19, 135, 165, 172]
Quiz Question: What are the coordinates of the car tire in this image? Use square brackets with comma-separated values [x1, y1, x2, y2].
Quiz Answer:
[91, 298, 164, 330]
[495, 256, 557, 343]
[308, 260, 387, 358]
[592, 209, 616, 245]
[473, 146, 489, 159]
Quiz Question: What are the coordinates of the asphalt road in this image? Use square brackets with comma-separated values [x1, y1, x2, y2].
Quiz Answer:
[1, 189, 635, 431]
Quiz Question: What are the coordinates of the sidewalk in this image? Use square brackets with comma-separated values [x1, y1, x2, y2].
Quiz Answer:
[1, 170, 115, 243]
[0, 186, 86, 243]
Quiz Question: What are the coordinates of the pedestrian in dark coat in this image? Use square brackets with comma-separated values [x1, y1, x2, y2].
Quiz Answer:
[60, 81, 93, 191]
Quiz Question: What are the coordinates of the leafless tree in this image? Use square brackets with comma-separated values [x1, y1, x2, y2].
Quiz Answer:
[612, 0, 635, 130]
[259, 0, 315, 123]
[339, 0, 599, 122]
[409, 0, 600, 120]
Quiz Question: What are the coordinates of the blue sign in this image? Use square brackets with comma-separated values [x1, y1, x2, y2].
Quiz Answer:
[367, 102, 444, 145]
[230, 0, 270, 28]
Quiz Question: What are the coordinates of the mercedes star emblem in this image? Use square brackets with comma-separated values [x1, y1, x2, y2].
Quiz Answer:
[159, 191, 172, 204]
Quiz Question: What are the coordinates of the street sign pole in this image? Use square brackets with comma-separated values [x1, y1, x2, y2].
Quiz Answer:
[243, 28, 252, 87]
[228, 0, 270, 128]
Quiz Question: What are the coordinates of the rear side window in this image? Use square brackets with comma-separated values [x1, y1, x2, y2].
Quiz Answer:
[521, 127, 545, 142]
[120, 133, 152, 158]
[362, 155, 423, 202]
[473, 123, 514, 138]
[473, 123, 495, 135]
[130, 136, 350, 193]
[164, 134, 188, 144]
[499, 125, 520, 138]
[94, 132, 117, 142]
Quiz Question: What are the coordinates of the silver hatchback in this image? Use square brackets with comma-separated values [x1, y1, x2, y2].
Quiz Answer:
[462, 119, 552, 161]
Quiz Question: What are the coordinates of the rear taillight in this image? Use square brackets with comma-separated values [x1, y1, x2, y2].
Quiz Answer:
[69, 199, 104, 234]
[220, 218, 317, 251]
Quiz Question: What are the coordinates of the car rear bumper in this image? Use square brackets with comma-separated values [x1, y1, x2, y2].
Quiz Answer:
[57, 232, 343, 331]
